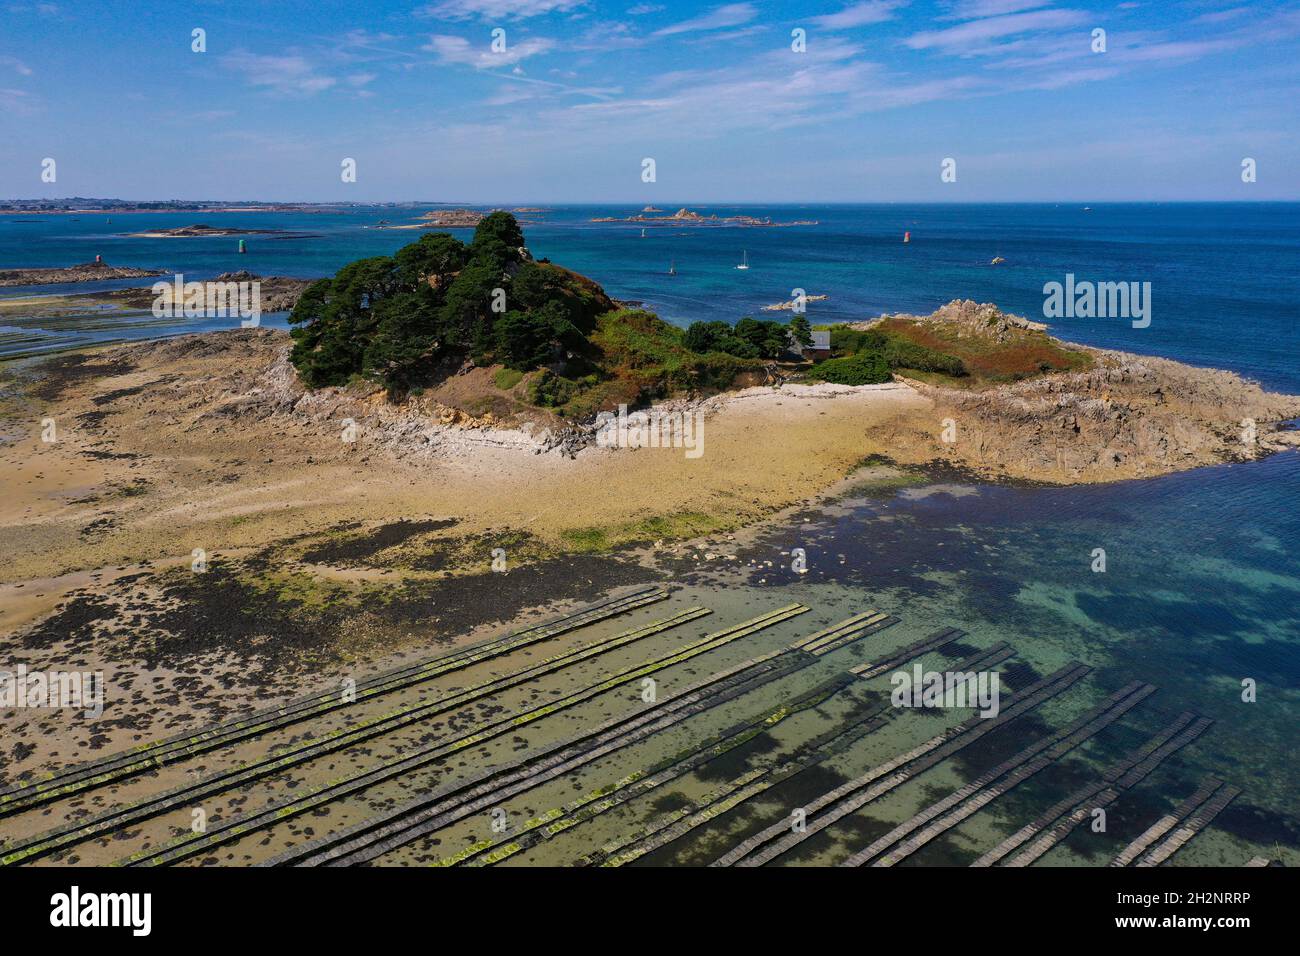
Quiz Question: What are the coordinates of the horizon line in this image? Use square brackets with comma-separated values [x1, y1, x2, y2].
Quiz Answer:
[5, 198, 1299, 206]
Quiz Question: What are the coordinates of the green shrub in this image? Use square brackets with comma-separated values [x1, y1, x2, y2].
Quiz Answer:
[808, 352, 892, 385]
[820, 323, 966, 377]
[528, 369, 595, 408]
[828, 325, 885, 357]
[883, 338, 967, 376]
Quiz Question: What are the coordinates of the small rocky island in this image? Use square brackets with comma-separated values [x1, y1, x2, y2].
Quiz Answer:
[0, 260, 167, 287]
[121, 224, 291, 238]
[591, 207, 819, 227]
[102, 271, 315, 313]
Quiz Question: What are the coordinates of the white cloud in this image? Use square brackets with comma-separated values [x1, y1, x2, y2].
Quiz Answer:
[0, 87, 37, 114]
[1191, 6, 1252, 26]
[905, 8, 1089, 52]
[573, 20, 646, 50]
[417, 0, 585, 19]
[651, 3, 756, 37]
[0, 55, 33, 76]
[557, 39, 985, 139]
[222, 52, 337, 95]
[942, 0, 1051, 18]
[810, 2, 908, 30]
[425, 34, 556, 68]
[5, 2, 60, 16]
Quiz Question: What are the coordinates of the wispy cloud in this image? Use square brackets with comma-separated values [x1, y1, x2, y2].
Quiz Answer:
[975, 9, 1300, 75]
[221, 51, 338, 95]
[941, 0, 1052, 18]
[811, 1, 908, 30]
[572, 20, 646, 51]
[425, 34, 556, 68]
[5, 2, 60, 16]
[417, 0, 585, 19]
[651, 2, 756, 37]
[484, 71, 621, 106]
[1191, 7, 1252, 26]
[905, 8, 1089, 52]
[0, 86, 37, 115]
[556, 38, 985, 139]
[0, 55, 33, 76]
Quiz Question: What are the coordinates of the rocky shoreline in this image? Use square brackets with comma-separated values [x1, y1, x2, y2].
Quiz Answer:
[102, 271, 315, 313]
[33, 313, 1296, 486]
[0, 261, 166, 287]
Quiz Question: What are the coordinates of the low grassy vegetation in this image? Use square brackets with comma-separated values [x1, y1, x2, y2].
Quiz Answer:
[872, 316, 1090, 383]
[809, 324, 967, 385]
[808, 315, 1089, 388]
[493, 367, 524, 390]
[561, 510, 736, 553]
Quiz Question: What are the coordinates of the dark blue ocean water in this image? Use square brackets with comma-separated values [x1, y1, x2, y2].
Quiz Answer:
[3, 203, 1297, 857]
[2, 203, 1298, 392]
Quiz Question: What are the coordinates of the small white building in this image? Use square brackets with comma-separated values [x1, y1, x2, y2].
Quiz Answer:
[802, 329, 832, 359]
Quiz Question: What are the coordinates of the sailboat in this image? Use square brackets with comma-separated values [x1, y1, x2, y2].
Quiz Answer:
[667, 260, 676, 276]
[735, 250, 749, 270]
[641, 228, 646, 238]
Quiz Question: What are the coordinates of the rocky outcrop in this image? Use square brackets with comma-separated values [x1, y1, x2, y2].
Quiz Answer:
[119, 224, 283, 238]
[213, 272, 314, 312]
[860, 299, 1048, 343]
[0, 261, 166, 287]
[97, 272, 314, 313]
[416, 209, 484, 227]
[887, 348, 1300, 482]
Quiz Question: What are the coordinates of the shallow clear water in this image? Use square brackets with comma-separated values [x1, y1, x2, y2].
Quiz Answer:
[658, 449, 1300, 861]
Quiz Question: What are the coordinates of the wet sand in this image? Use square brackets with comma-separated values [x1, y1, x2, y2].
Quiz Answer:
[0, 331, 927, 782]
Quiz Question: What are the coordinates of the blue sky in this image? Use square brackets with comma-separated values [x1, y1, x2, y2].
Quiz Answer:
[1, 0, 1298, 201]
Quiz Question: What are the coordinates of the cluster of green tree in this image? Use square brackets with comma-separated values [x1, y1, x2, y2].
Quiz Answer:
[682, 315, 813, 360]
[528, 309, 759, 418]
[289, 212, 612, 392]
[824, 325, 967, 377]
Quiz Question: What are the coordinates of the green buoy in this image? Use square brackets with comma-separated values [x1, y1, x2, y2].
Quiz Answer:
[238, 239, 247, 254]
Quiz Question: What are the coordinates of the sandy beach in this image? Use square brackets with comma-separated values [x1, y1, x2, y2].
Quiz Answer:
[5, 323, 1297, 618]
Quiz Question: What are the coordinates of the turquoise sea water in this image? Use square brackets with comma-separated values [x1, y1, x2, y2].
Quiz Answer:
[717, 451, 1300, 862]
[2, 202, 1297, 861]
